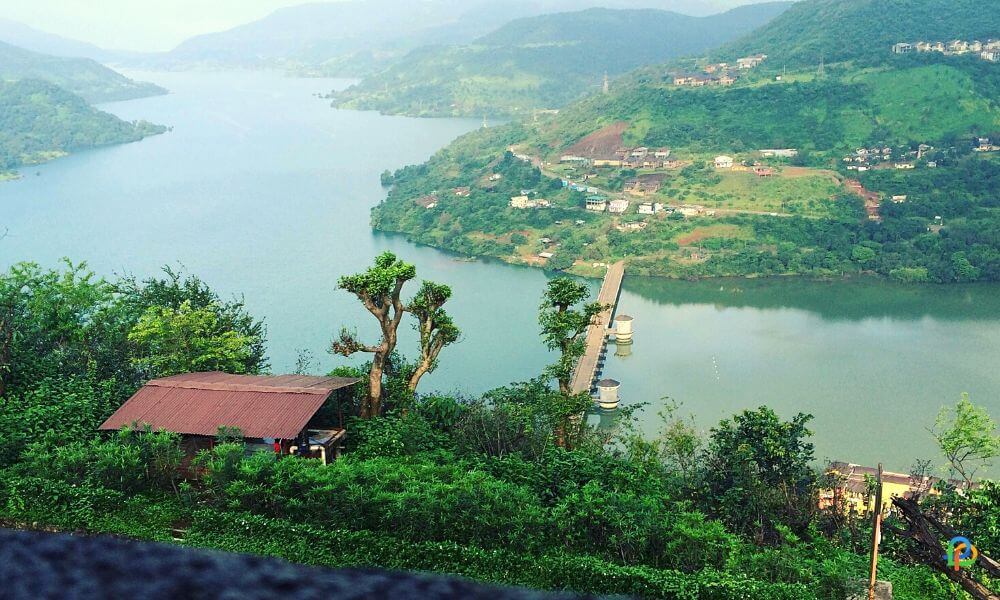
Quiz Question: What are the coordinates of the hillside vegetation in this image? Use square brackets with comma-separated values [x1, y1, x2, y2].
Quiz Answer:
[0, 41, 164, 103]
[721, 0, 1000, 68]
[0, 79, 166, 174]
[530, 63, 999, 154]
[371, 0, 1000, 283]
[330, 3, 792, 117]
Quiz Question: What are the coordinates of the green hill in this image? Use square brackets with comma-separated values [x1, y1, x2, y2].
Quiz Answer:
[720, 0, 1000, 68]
[526, 62, 999, 155]
[0, 41, 165, 103]
[330, 3, 793, 117]
[0, 79, 166, 175]
[368, 0, 1000, 283]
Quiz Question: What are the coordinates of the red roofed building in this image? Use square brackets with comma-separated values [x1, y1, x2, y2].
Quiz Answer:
[100, 372, 360, 464]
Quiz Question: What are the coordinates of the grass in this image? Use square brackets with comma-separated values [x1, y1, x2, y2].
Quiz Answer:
[850, 65, 1000, 141]
[547, 160, 844, 217]
[675, 224, 751, 246]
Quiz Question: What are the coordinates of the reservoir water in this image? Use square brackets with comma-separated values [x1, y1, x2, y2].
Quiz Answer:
[1, 70, 997, 473]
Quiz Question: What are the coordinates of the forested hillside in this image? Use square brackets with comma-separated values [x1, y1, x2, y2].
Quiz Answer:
[528, 63, 999, 154]
[720, 0, 1000, 67]
[0, 79, 166, 174]
[370, 0, 1000, 283]
[0, 41, 164, 103]
[330, 3, 792, 117]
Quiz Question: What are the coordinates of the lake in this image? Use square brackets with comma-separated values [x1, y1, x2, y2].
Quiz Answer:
[1, 70, 997, 474]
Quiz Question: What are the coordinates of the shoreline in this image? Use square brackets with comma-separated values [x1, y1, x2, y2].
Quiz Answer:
[372, 225, 964, 285]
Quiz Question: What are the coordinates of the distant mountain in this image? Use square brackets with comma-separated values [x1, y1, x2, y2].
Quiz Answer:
[721, 0, 1000, 68]
[0, 41, 165, 103]
[0, 18, 121, 62]
[0, 79, 166, 174]
[144, 0, 764, 72]
[329, 3, 793, 117]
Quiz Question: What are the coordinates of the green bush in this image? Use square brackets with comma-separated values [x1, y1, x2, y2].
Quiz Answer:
[0, 473, 180, 541]
[185, 510, 814, 600]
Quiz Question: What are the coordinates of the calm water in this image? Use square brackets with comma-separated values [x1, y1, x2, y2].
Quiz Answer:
[1, 70, 997, 473]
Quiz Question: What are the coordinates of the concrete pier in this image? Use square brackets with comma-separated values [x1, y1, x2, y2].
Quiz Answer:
[570, 261, 626, 395]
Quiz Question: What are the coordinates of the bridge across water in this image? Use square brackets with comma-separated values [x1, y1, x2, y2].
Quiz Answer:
[570, 261, 626, 395]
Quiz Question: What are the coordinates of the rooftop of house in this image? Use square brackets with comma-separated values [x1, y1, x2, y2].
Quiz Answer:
[99, 372, 360, 440]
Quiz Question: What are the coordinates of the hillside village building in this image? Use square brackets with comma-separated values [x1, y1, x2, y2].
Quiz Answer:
[736, 54, 767, 69]
[819, 462, 969, 515]
[563, 145, 673, 170]
[673, 73, 736, 87]
[893, 39, 1000, 62]
[608, 198, 631, 214]
[100, 373, 360, 464]
[510, 195, 549, 209]
[714, 155, 734, 169]
[585, 196, 608, 211]
[759, 148, 799, 158]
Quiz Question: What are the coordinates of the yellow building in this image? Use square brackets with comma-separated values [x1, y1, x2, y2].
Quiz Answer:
[820, 462, 954, 515]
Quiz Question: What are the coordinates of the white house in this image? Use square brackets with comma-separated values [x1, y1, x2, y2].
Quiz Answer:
[585, 197, 607, 212]
[608, 199, 630, 214]
[714, 155, 734, 169]
[737, 54, 767, 69]
[760, 149, 799, 158]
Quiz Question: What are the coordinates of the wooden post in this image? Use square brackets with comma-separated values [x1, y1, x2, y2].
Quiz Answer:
[868, 464, 884, 600]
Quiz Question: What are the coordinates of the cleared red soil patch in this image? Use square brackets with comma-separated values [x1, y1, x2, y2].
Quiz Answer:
[565, 121, 629, 158]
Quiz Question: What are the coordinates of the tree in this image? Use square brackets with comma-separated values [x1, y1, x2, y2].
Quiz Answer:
[538, 277, 605, 396]
[931, 393, 999, 486]
[0, 261, 110, 399]
[332, 252, 416, 418]
[112, 266, 268, 385]
[703, 406, 817, 543]
[657, 399, 703, 484]
[406, 281, 460, 392]
[537, 277, 605, 449]
[851, 244, 876, 267]
[128, 300, 260, 378]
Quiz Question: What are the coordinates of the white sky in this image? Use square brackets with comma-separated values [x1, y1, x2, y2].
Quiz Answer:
[0, 0, 330, 52]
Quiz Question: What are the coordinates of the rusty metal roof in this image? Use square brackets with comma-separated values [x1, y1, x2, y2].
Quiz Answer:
[99, 372, 360, 440]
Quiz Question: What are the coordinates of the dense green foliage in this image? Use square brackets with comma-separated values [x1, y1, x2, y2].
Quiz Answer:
[720, 0, 1000, 69]
[331, 4, 792, 117]
[0, 79, 166, 174]
[0, 262, 266, 462]
[0, 40, 165, 103]
[0, 261, 994, 598]
[538, 65, 998, 154]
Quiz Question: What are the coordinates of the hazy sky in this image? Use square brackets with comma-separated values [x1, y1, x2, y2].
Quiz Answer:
[0, 0, 764, 53]
[0, 0, 327, 52]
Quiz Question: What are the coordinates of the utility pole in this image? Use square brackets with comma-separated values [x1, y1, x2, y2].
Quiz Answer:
[868, 464, 884, 600]
[603, 71, 610, 94]
[818, 56, 826, 78]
